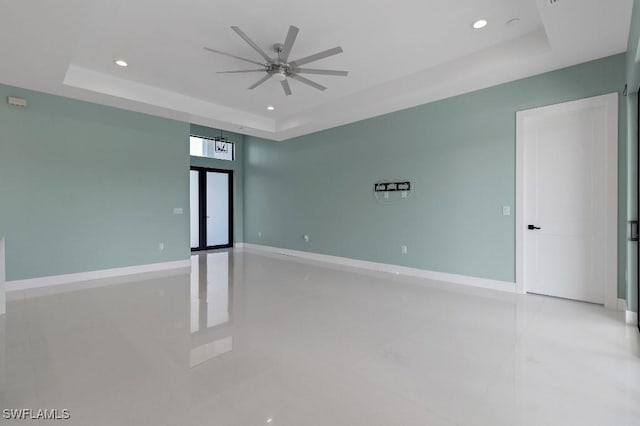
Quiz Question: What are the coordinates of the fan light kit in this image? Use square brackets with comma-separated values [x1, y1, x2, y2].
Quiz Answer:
[204, 25, 349, 96]
[266, 105, 275, 111]
[114, 59, 128, 67]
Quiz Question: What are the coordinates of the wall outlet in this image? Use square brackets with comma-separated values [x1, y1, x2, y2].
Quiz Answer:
[401, 245, 408, 254]
[158, 242, 165, 251]
[384, 192, 389, 199]
[401, 191, 407, 198]
[173, 207, 183, 215]
[502, 205, 511, 216]
[258, 231, 262, 238]
[303, 234, 310, 242]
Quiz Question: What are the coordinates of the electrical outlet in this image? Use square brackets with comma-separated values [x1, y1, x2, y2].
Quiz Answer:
[401, 245, 408, 254]
[401, 191, 407, 198]
[257, 231, 262, 238]
[303, 234, 310, 242]
[158, 242, 165, 251]
[173, 207, 183, 215]
[502, 205, 511, 216]
[384, 192, 389, 199]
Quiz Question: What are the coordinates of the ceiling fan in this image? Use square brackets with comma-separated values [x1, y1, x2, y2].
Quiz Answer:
[204, 25, 348, 96]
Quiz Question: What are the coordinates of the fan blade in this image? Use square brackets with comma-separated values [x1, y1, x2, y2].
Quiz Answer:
[290, 74, 326, 91]
[231, 26, 273, 63]
[289, 47, 343, 67]
[248, 73, 273, 90]
[280, 25, 299, 62]
[203, 47, 265, 66]
[281, 79, 292, 96]
[294, 68, 349, 76]
[217, 69, 266, 74]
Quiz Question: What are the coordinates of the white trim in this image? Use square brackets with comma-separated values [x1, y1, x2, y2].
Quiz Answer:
[5, 259, 191, 292]
[0, 238, 5, 316]
[626, 310, 638, 326]
[515, 93, 618, 309]
[239, 243, 515, 293]
[618, 298, 628, 312]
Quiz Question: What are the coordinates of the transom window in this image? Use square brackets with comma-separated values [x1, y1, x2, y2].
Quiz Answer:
[190, 135, 234, 161]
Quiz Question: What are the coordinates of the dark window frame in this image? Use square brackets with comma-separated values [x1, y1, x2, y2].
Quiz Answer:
[190, 166, 234, 251]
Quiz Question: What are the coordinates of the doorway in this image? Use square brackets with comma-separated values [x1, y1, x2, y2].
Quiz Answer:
[516, 93, 618, 309]
[190, 167, 233, 250]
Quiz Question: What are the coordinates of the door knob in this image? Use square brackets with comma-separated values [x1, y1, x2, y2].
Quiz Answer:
[527, 225, 541, 230]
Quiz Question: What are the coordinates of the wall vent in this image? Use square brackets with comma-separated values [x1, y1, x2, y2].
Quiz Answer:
[6, 96, 27, 108]
[547, 0, 560, 5]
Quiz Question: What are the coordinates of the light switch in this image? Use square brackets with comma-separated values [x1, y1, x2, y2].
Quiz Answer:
[502, 206, 511, 216]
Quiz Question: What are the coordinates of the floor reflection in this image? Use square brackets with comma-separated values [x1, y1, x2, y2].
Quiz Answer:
[2, 249, 638, 425]
[190, 251, 233, 367]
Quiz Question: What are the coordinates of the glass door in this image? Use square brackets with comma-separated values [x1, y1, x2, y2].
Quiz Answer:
[190, 170, 200, 249]
[206, 171, 230, 247]
[190, 167, 233, 250]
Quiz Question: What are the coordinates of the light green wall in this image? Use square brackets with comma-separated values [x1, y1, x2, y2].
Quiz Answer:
[0, 52, 630, 301]
[626, 0, 640, 93]
[189, 124, 244, 243]
[0, 84, 191, 281]
[625, 0, 640, 312]
[626, 93, 637, 312]
[244, 54, 627, 290]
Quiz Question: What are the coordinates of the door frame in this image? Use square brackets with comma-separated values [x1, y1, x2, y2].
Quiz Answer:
[515, 93, 618, 309]
[190, 166, 234, 251]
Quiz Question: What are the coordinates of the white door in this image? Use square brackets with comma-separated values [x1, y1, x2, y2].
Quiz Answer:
[517, 94, 617, 306]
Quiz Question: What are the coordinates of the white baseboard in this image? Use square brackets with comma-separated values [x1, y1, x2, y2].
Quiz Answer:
[616, 298, 638, 325]
[618, 298, 628, 312]
[0, 237, 5, 316]
[238, 243, 515, 293]
[6, 259, 191, 293]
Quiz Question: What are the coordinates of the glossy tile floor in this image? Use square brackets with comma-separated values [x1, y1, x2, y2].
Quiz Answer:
[1, 249, 639, 425]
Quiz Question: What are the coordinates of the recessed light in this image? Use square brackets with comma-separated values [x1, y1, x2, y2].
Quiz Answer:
[114, 59, 128, 67]
[267, 105, 275, 111]
[266, 419, 273, 424]
[473, 19, 488, 29]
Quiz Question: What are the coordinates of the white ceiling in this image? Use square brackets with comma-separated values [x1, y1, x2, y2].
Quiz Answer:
[0, 0, 633, 140]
